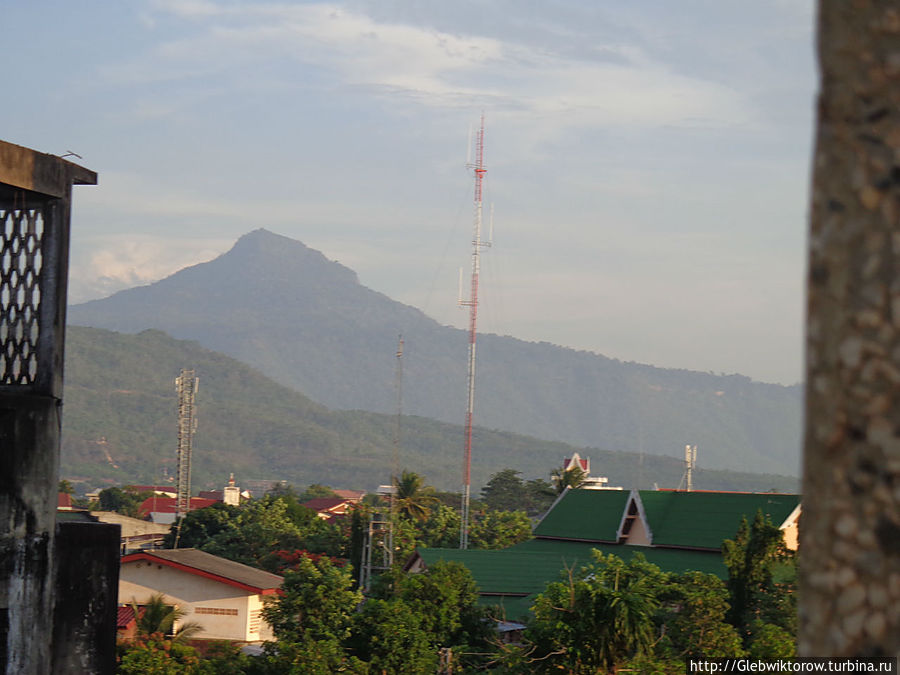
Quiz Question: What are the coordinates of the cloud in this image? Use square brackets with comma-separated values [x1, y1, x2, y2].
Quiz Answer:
[105, 1, 748, 131]
[68, 233, 232, 304]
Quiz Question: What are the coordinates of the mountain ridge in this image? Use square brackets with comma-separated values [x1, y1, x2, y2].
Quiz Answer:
[68, 229, 802, 475]
[61, 325, 799, 494]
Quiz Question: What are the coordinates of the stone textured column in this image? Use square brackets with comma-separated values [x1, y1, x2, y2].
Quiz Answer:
[800, 0, 900, 657]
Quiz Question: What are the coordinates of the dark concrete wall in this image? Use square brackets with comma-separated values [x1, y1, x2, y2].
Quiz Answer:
[0, 396, 61, 674]
[51, 521, 120, 675]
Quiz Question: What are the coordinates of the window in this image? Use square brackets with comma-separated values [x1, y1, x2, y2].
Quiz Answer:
[248, 609, 262, 633]
[194, 607, 238, 616]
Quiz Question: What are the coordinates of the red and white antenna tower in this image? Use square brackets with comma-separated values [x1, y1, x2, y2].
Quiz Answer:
[459, 114, 491, 549]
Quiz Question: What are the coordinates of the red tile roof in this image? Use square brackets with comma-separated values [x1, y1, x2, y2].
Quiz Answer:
[563, 457, 589, 472]
[138, 496, 218, 516]
[57, 493, 72, 508]
[302, 497, 352, 513]
[116, 606, 137, 630]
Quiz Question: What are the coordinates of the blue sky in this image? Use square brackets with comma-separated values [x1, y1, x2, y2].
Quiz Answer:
[2, 0, 816, 384]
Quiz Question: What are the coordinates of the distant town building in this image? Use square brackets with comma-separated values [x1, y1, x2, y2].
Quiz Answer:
[119, 548, 282, 643]
[92, 511, 170, 554]
[139, 497, 218, 524]
[562, 452, 621, 490]
[198, 474, 249, 505]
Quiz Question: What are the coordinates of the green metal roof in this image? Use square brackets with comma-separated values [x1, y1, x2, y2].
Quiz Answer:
[416, 540, 726, 621]
[511, 539, 726, 578]
[532, 489, 629, 541]
[637, 491, 800, 550]
[415, 490, 800, 621]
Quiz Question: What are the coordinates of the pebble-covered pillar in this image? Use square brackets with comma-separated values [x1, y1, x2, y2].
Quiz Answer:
[800, 1, 900, 657]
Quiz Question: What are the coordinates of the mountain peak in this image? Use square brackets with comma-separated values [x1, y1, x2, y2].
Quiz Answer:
[218, 229, 358, 286]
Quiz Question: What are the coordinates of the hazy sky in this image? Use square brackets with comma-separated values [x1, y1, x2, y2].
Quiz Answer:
[3, 0, 816, 385]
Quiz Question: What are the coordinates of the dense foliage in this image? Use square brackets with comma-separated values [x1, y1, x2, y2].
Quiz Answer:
[493, 525, 796, 673]
[112, 474, 797, 673]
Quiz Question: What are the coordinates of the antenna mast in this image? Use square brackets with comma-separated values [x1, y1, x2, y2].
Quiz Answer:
[175, 369, 199, 521]
[459, 114, 490, 549]
[679, 444, 697, 492]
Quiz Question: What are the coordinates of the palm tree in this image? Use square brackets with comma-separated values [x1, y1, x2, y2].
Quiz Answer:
[551, 464, 587, 494]
[595, 570, 658, 671]
[393, 470, 438, 521]
[130, 592, 203, 643]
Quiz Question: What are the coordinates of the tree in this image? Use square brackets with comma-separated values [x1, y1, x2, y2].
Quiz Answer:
[97, 486, 152, 518]
[57, 479, 74, 495]
[394, 470, 439, 521]
[551, 464, 587, 494]
[525, 477, 557, 515]
[163, 502, 240, 549]
[529, 552, 662, 673]
[260, 555, 364, 674]
[296, 483, 338, 503]
[656, 571, 744, 660]
[481, 469, 527, 511]
[723, 510, 795, 648]
[117, 636, 204, 675]
[348, 598, 437, 673]
[469, 509, 532, 549]
[130, 592, 203, 644]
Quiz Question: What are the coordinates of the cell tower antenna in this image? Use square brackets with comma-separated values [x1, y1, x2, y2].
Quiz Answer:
[174, 369, 199, 523]
[678, 444, 697, 492]
[459, 113, 491, 549]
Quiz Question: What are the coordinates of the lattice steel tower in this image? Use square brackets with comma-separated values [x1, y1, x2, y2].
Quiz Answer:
[175, 369, 199, 519]
[459, 115, 491, 549]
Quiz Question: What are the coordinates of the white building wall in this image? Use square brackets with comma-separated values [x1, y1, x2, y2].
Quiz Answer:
[119, 560, 261, 641]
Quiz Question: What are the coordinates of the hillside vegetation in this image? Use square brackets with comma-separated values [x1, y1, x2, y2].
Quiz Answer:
[69, 229, 803, 475]
[61, 326, 797, 493]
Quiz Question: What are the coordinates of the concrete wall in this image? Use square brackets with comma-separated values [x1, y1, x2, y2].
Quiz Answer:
[119, 561, 272, 642]
[52, 521, 120, 675]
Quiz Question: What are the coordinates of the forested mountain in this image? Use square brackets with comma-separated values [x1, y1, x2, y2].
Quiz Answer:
[68, 229, 802, 475]
[61, 326, 798, 493]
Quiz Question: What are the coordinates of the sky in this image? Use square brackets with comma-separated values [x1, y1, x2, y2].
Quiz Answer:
[2, 0, 816, 385]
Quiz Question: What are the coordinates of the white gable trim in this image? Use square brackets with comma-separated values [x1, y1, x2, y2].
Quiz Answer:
[779, 504, 802, 530]
[616, 489, 654, 545]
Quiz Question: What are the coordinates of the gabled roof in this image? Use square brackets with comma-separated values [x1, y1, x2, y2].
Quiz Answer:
[138, 497, 218, 516]
[128, 485, 178, 496]
[332, 489, 366, 501]
[636, 490, 801, 550]
[533, 489, 630, 542]
[116, 606, 138, 630]
[563, 454, 589, 472]
[302, 497, 352, 513]
[121, 549, 283, 594]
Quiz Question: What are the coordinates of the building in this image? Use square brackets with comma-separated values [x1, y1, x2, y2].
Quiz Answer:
[199, 474, 249, 505]
[119, 548, 282, 643]
[138, 497, 219, 524]
[302, 497, 359, 521]
[92, 511, 171, 553]
[407, 488, 800, 619]
[560, 452, 621, 490]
